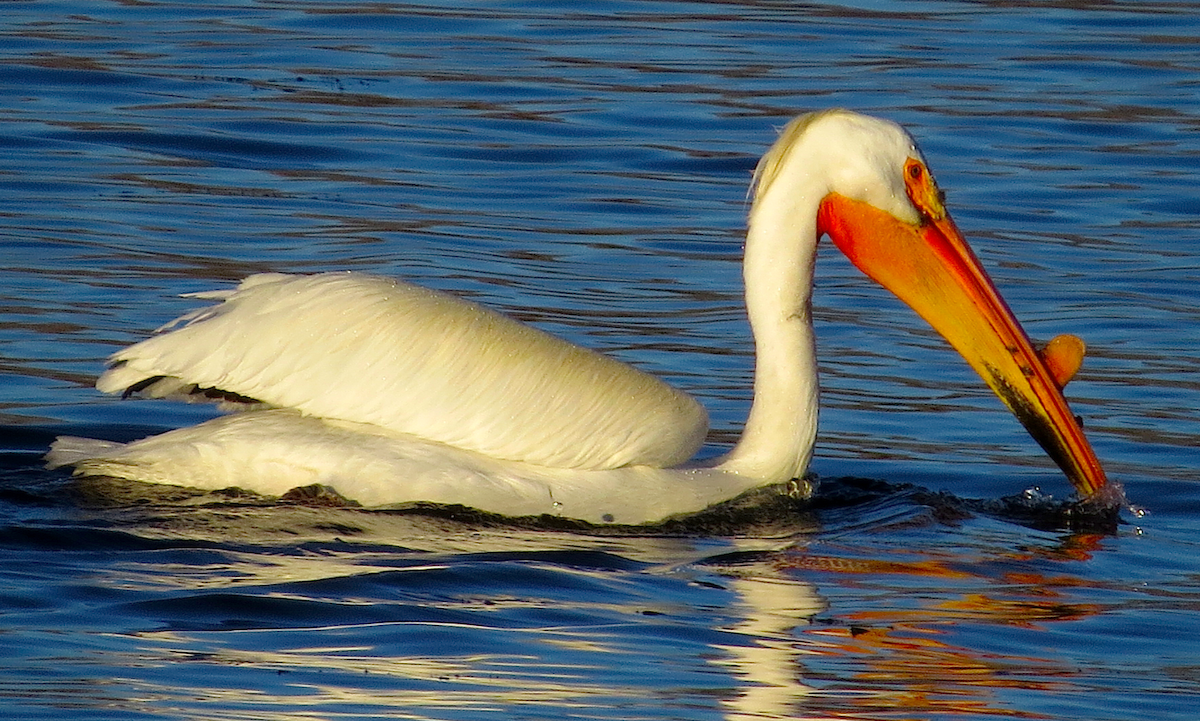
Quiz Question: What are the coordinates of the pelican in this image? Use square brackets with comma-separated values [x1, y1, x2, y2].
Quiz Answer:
[47, 110, 1108, 524]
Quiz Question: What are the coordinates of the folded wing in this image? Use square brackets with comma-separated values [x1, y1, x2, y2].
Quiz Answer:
[98, 272, 708, 470]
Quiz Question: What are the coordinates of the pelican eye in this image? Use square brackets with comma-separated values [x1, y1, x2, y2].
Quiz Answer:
[903, 158, 946, 221]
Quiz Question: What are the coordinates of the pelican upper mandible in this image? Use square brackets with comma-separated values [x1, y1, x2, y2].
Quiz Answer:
[47, 110, 1109, 524]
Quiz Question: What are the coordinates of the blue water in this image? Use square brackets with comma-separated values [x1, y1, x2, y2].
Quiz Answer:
[3, 2, 1199, 719]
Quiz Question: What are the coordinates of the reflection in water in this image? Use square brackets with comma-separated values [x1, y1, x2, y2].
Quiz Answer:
[783, 531, 1115, 719]
[0, 487, 1117, 721]
[714, 569, 824, 720]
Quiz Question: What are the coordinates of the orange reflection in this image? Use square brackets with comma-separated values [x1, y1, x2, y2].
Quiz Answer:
[767, 532, 1112, 720]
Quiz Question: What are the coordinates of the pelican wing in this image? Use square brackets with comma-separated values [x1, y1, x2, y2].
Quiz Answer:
[97, 273, 708, 470]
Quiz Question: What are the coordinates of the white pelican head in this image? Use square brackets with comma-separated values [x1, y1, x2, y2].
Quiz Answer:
[749, 110, 1107, 497]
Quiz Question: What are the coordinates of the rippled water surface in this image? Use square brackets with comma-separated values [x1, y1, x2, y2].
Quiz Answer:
[2, 2, 1199, 719]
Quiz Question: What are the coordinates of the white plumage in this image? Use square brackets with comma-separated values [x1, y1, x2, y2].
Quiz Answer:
[48, 409, 765, 523]
[48, 109, 1108, 523]
[95, 272, 708, 471]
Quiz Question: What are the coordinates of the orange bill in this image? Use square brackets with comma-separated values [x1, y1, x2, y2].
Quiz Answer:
[816, 158, 1107, 497]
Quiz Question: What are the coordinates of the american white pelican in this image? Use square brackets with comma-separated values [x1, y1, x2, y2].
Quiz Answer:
[47, 110, 1109, 524]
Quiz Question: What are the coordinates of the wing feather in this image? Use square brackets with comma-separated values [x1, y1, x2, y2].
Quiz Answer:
[97, 272, 708, 470]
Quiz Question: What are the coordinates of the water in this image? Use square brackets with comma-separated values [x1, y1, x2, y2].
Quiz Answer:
[2, 1, 1199, 719]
